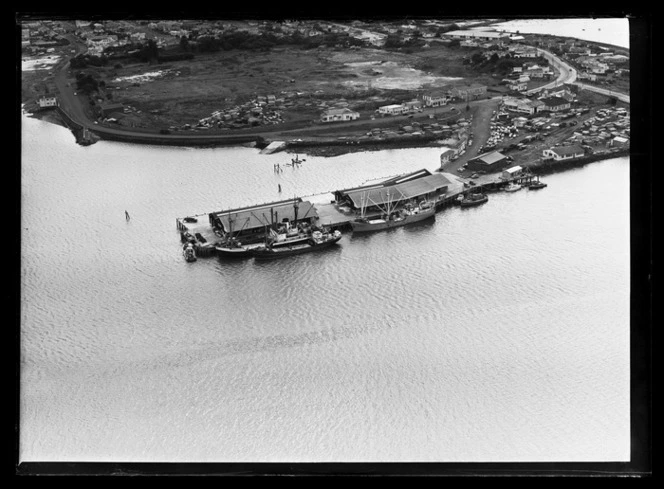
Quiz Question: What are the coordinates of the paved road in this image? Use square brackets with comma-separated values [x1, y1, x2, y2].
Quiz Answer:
[525, 47, 629, 104]
[524, 47, 577, 95]
[573, 82, 630, 103]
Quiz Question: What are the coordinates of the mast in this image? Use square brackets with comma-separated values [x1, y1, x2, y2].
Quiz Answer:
[293, 197, 299, 226]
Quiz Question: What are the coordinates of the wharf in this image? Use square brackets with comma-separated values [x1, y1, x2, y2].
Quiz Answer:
[175, 171, 536, 258]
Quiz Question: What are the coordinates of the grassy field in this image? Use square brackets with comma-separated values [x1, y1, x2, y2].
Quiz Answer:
[74, 43, 507, 130]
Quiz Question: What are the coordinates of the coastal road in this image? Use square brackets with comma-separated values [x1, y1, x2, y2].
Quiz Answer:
[525, 47, 630, 104]
[573, 82, 630, 103]
[524, 47, 577, 95]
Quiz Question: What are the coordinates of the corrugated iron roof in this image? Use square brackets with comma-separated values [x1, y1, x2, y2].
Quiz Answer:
[346, 173, 450, 208]
[211, 199, 317, 232]
[471, 151, 507, 165]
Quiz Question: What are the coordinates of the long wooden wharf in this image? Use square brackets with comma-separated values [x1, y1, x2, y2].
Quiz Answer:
[175, 169, 545, 259]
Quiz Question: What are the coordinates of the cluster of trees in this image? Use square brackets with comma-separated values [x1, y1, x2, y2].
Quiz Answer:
[466, 51, 549, 76]
[70, 53, 109, 69]
[75, 72, 100, 94]
[190, 30, 366, 53]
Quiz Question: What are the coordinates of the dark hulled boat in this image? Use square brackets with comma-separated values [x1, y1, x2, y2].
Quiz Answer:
[528, 180, 547, 190]
[252, 229, 342, 260]
[458, 192, 489, 207]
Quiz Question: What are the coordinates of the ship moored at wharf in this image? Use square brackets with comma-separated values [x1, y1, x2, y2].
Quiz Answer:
[350, 187, 436, 233]
[175, 157, 549, 262]
[252, 228, 343, 260]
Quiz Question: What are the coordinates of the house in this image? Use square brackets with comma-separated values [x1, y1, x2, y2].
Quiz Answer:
[577, 71, 598, 82]
[502, 166, 523, 180]
[610, 136, 629, 147]
[439, 149, 457, 167]
[540, 86, 574, 101]
[100, 102, 125, 117]
[539, 96, 571, 112]
[467, 151, 509, 172]
[449, 84, 487, 101]
[320, 108, 360, 123]
[542, 145, 585, 161]
[503, 96, 543, 115]
[422, 91, 450, 107]
[509, 81, 528, 92]
[38, 96, 58, 109]
[378, 104, 406, 116]
[403, 100, 423, 112]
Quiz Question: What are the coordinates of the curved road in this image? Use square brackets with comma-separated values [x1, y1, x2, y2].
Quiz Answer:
[51, 39, 629, 146]
[526, 47, 629, 104]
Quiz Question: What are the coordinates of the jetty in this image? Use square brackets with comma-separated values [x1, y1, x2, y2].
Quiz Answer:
[174, 158, 564, 260]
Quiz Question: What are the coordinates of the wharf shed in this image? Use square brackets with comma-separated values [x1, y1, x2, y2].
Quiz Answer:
[467, 151, 510, 172]
[333, 169, 433, 200]
[337, 173, 450, 211]
[209, 198, 318, 243]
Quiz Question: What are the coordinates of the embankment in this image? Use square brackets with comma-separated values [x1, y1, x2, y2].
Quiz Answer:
[527, 148, 630, 175]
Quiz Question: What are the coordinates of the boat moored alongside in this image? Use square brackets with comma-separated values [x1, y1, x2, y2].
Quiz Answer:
[252, 229, 343, 260]
[458, 192, 489, 207]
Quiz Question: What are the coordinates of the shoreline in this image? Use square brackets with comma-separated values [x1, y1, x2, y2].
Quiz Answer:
[24, 108, 629, 173]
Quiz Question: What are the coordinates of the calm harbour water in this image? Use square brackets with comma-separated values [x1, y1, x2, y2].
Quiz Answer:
[20, 112, 630, 463]
[21, 15, 634, 466]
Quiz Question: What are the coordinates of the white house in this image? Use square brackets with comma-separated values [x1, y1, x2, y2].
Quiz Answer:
[422, 92, 450, 107]
[542, 145, 585, 161]
[321, 108, 360, 123]
[610, 136, 629, 147]
[509, 81, 528, 92]
[38, 96, 58, 109]
[502, 166, 523, 179]
[378, 104, 406, 116]
[503, 96, 543, 115]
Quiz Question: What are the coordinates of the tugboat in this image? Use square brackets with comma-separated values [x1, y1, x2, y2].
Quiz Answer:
[528, 180, 547, 190]
[183, 242, 197, 262]
[458, 192, 489, 207]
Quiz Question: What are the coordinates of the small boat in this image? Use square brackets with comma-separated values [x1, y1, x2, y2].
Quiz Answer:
[459, 192, 488, 207]
[528, 180, 547, 190]
[183, 243, 197, 262]
[215, 237, 254, 258]
[252, 229, 342, 260]
[504, 182, 522, 192]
